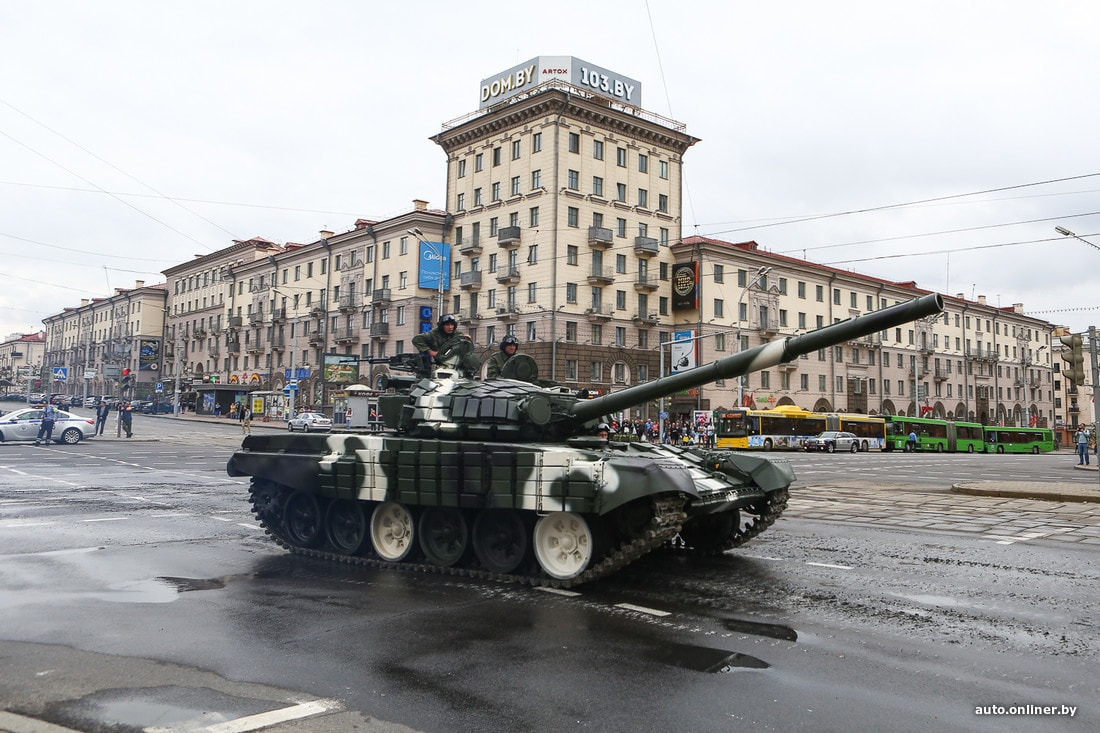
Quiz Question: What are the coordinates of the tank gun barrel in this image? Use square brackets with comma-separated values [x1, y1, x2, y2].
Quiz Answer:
[570, 293, 944, 422]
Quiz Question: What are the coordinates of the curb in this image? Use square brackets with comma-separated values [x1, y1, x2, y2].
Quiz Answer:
[951, 481, 1100, 504]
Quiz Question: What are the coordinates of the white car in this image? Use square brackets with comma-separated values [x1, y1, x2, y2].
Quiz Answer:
[287, 411, 333, 432]
[0, 408, 96, 445]
[804, 431, 860, 453]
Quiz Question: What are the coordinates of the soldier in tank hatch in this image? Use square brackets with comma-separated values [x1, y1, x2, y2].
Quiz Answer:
[486, 335, 520, 379]
[413, 314, 461, 358]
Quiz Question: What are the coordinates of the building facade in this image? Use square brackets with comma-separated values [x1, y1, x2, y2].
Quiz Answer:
[41, 282, 166, 400]
[0, 332, 46, 393]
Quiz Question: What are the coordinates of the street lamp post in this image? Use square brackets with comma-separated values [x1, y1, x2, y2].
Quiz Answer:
[408, 228, 445, 318]
[735, 266, 772, 408]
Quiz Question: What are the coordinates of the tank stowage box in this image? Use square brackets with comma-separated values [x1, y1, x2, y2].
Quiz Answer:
[228, 294, 943, 587]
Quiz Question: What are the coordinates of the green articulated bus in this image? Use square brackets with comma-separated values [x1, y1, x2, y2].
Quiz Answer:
[982, 426, 1055, 454]
[884, 415, 985, 453]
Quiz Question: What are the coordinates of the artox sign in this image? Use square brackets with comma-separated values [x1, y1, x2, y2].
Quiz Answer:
[479, 56, 642, 109]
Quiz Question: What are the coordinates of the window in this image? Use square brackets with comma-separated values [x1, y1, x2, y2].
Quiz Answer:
[592, 176, 603, 196]
[381, 243, 390, 260]
[399, 237, 408, 256]
[637, 189, 648, 208]
[715, 333, 726, 351]
[616, 218, 627, 237]
[616, 290, 626, 309]
[833, 288, 841, 305]
[616, 183, 627, 201]
[658, 194, 668, 212]
[638, 153, 648, 172]
[616, 147, 627, 166]
[489, 217, 498, 236]
[511, 140, 521, 159]
[797, 281, 805, 298]
[714, 299, 724, 318]
[457, 192, 465, 211]
[615, 253, 627, 273]
[566, 282, 577, 303]
[566, 321, 577, 341]
[566, 245, 578, 265]
[531, 169, 541, 189]
[778, 277, 788, 295]
[659, 160, 669, 179]
[528, 245, 538, 264]
[567, 170, 579, 189]
[528, 283, 537, 302]
[474, 188, 483, 206]
[492, 147, 501, 166]
[532, 132, 541, 152]
[509, 211, 519, 228]
[714, 264, 724, 283]
[475, 153, 483, 172]
[529, 207, 539, 227]
[568, 133, 580, 153]
[761, 371, 770, 389]
[590, 361, 603, 381]
[491, 182, 500, 201]
[816, 284, 824, 302]
[593, 139, 603, 159]
[567, 207, 579, 227]
[510, 176, 520, 196]
[565, 359, 577, 379]
[457, 159, 466, 178]
[819, 375, 827, 391]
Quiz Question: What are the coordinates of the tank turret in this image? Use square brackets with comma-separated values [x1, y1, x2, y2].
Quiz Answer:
[228, 293, 943, 587]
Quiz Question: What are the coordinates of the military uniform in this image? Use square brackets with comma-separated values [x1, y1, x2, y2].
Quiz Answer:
[412, 326, 459, 354]
[485, 350, 512, 379]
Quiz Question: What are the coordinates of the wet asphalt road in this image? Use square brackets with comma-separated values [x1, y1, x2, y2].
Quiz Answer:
[0, 419, 1096, 732]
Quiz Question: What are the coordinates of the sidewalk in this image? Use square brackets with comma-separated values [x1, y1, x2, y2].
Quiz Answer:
[952, 463, 1099, 504]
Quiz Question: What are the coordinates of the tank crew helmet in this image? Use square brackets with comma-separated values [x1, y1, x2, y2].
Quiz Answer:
[438, 313, 458, 329]
[500, 335, 519, 351]
[596, 422, 611, 438]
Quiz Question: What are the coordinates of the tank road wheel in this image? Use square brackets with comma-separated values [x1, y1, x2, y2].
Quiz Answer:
[533, 512, 595, 580]
[325, 499, 368, 555]
[283, 491, 324, 548]
[418, 507, 469, 567]
[370, 502, 417, 562]
[472, 509, 528, 574]
[680, 511, 739, 555]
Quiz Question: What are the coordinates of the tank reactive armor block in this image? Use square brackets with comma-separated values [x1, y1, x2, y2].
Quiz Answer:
[228, 293, 944, 587]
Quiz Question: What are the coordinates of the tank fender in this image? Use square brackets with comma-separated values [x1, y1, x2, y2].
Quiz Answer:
[226, 433, 333, 491]
[593, 455, 700, 515]
[708, 451, 795, 492]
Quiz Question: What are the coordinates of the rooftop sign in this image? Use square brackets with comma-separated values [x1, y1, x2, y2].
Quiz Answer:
[479, 56, 641, 110]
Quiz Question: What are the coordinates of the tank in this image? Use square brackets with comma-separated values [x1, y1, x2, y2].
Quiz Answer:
[228, 293, 943, 587]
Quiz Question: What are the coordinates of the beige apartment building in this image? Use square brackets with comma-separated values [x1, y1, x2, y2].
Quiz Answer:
[0, 332, 46, 392]
[41, 281, 166, 399]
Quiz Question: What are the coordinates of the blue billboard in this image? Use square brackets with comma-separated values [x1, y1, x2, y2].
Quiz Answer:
[418, 241, 451, 291]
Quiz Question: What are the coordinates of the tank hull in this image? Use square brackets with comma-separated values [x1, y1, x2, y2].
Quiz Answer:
[228, 432, 793, 587]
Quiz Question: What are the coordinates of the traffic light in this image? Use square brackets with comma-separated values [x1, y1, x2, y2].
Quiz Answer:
[1059, 333, 1085, 385]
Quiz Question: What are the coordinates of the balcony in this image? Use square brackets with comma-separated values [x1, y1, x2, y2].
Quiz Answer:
[588, 226, 613, 249]
[1068, 402, 1080, 414]
[308, 333, 325, 346]
[192, 326, 207, 338]
[854, 334, 882, 347]
[633, 275, 659, 292]
[226, 339, 240, 355]
[247, 342, 266, 355]
[333, 326, 360, 344]
[228, 316, 242, 328]
[309, 306, 326, 319]
[756, 318, 780, 336]
[459, 271, 483, 290]
[585, 304, 613, 322]
[495, 307, 519, 322]
[371, 289, 391, 304]
[271, 307, 286, 323]
[778, 361, 798, 372]
[249, 313, 264, 326]
[457, 309, 480, 324]
[935, 368, 950, 381]
[587, 266, 615, 285]
[338, 294, 357, 312]
[369, 322, 389, 337]
[496, 226, 521, 248]
[966, 346, 999, 362]
[632, 311, 659, 327]
[208, 346, 220, 358]
[458, 237, 482, 256]
[633, 236, 659, 257]
[496, 266, 521, 285]
[270, 336, 285, 351]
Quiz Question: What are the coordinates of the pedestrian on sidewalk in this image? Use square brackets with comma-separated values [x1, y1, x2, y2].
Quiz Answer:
[1073, 427, 1090, 465]
[240, 403, 252, 435]
[95, 400, 110, 436]
[121, 401, 133, 438]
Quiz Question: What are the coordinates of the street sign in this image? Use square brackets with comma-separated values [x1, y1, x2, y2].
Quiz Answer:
[659, 411, 669, 419]
[83, 369, 97, 379]
[155, 382, 164, 393]
[286, 381, 298, 391]
[52, 367, 68, 382]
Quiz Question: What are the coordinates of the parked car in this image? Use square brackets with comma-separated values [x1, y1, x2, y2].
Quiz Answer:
[0, 408, 96, 444]
[287, 411, 333, 432]
[804, 430, 860, 453]
[84, 395, 103, 408]
[68, 395, 83, 408]
[141, 402, 175, 414]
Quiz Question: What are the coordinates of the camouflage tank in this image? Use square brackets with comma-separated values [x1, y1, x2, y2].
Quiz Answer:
[228, 293, 943, 587]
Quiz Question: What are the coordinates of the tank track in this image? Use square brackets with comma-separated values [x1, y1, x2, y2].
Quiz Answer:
[674, 488, 790, 556]
[248, 483, 686, 589]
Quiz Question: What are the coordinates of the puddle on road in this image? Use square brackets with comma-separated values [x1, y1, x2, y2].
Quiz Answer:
[158, 576, 227, 592]
[649, 642, 770, 674]
[48, 685, 277, 732]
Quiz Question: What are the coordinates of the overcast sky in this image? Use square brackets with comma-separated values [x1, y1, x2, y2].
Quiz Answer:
[2, 1, 1098, 343]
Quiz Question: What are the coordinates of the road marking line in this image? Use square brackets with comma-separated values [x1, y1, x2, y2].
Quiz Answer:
[615, 602, 671, 617]
[805, 561, 853, 570]
[183, 698, 342, 733]
[238, 523, 264, 530]
[81, 517, 127, 523]
[2, 521, 56, 528]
